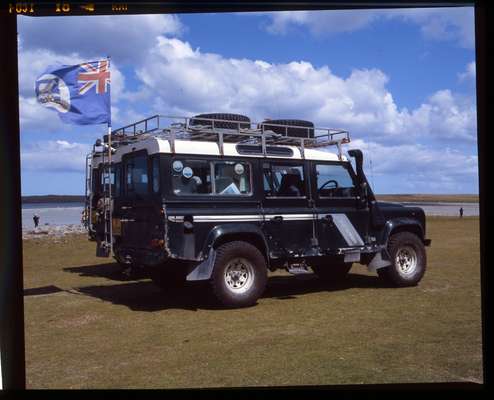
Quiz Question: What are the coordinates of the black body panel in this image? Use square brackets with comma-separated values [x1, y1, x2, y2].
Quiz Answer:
[103, 151, 429, 269]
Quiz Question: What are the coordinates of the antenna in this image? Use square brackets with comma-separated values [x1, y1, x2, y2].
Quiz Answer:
[369, 155, 375, 192]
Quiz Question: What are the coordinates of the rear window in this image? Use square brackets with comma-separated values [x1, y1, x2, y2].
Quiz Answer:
[125, 154, 148, 195]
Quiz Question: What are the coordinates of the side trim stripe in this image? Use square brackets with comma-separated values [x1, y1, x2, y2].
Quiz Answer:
[168, 212, 364, 247]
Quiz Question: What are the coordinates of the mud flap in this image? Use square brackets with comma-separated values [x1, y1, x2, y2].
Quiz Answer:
[367, 249, 392, 272]
[186, 248, 216, 281]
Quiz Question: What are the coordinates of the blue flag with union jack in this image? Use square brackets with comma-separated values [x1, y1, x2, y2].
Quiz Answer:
[35, 59, 111, 125]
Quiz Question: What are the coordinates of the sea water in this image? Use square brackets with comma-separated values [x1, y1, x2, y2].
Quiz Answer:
[22, 202, 85, 229]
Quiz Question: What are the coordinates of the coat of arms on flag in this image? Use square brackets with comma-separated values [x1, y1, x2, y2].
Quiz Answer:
[35, 59, 111, 125]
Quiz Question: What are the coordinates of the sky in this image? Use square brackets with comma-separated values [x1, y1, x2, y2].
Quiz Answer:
[17, 8, 478, 195]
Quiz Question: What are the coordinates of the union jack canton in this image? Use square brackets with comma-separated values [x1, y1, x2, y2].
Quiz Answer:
[35, 59, 111, 125]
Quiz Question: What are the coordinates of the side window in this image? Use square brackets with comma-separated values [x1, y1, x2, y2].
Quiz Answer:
[99, 165, 120, 196]
[172, 159, 211, 195]
[152, 157, 160, 193]
[316, 163, 356, 198]
[264, 163, 305, 197]
[214, 161, 251, 195]
[125, 154, 149, 195]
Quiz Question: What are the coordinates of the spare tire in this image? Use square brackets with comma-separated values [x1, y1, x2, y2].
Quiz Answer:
[190, 113, 251, 130]
[260, 119, 314, 138]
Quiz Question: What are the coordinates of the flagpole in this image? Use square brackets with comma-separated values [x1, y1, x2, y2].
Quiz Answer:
[107, 56, 112, 256]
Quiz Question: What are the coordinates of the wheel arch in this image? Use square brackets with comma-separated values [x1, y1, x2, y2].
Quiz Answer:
[202, 224, 270, 267]
[384, 218, 424, 246]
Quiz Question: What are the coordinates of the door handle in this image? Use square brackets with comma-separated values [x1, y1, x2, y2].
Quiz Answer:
[270, 215, 283, 223]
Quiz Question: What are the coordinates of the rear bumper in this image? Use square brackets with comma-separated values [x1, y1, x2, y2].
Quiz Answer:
[114, 246, 167, 266]
[424, 239, 432, 247]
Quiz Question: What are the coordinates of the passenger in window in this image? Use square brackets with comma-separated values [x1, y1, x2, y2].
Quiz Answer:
[278, 168, 303, 197]
[173, 174, 198, 194]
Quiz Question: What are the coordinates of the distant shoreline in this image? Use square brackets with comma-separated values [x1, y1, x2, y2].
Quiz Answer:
[22, 195, 85, 204]
[21, 194, 479, 204]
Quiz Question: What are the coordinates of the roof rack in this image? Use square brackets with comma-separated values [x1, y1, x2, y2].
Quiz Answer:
[109, 115, 351, 159]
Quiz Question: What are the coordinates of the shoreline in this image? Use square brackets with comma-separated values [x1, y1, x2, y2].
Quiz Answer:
[23, 224, 87, 240]
[22, 216, 479, 241]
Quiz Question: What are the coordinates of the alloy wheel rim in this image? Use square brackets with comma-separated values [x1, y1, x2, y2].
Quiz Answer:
[224, 257, 255, 294]
[395, 246, 418, 276]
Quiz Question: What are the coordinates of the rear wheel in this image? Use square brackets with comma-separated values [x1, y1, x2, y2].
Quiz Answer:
[210, 241, 267, 308]
[311, 262, 352, 282]
[377, 232, 426, 286]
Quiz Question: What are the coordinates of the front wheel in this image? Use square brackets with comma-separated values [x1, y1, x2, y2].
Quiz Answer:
[377, 232, 426, 286]
[210, 241, 268, 308]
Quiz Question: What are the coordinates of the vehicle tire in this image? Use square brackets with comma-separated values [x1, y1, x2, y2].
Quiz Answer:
[260, 119, 314, 138]
[377, 231, 426, 287]
[190, 113, 251, 130]
[311, 262, 352, 282]
[150, 260, 188, 290]
[209, 241, 268, 308]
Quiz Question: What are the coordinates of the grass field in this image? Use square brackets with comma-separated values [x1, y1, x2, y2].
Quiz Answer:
[22, 217, 482, 388]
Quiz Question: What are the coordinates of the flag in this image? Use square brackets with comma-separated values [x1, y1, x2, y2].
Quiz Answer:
[35, 59, 111, 125]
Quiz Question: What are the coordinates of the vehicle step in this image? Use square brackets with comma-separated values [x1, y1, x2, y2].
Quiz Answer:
[286, 266, 312, 275]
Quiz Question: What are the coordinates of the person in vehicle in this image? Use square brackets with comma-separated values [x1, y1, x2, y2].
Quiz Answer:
[278, 169, 303, 196]
[173, 174, 198, 194]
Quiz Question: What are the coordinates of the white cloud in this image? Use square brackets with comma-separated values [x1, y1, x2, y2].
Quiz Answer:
[130, 37, 476, 143]
[17, 14, 184, 64]
[19, 95, 67, 133]
[389, 7, 475, 48]
[264, 10, 379, 36]
[348, 139, 478, 193]
[458, 61, 476, 82]
[259, 7, 475, 48]
[21, 140, 89, 172]
[409, 90, 476, 141]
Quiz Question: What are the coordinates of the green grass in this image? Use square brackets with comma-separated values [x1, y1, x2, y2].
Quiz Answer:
[23, 216, 482, 388]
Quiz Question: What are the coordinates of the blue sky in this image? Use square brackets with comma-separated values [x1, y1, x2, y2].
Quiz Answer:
[17, 8, 478, 195]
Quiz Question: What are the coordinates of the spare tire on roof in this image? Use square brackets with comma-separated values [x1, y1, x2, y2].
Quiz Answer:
[260, 119, 314, 138]
[189, 113, 251, 130]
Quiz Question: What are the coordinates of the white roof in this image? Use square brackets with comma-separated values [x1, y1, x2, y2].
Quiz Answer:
[93, 136, 346, 166]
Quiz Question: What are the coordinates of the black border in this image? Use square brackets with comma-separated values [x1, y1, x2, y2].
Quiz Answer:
[0, 0, 488, 392]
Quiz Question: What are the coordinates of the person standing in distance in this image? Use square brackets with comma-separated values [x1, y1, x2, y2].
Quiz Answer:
[33, 214, 40, 228]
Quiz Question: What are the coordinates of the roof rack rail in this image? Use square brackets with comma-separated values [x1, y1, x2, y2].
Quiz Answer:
[109, 114, 351, 159]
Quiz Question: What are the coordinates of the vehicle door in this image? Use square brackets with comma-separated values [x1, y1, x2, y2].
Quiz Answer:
[118, 150, 161, 249]
[311, 161, 369, 252]
[261, 161, 316, 259]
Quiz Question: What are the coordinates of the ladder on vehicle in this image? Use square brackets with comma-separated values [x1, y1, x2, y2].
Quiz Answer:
[84, 153, 93, 234]
[108, 114, 351, 160]
[97, 144, 113, 257]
